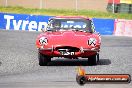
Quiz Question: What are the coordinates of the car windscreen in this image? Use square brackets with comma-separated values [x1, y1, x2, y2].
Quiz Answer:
[46, 19, 93, 32]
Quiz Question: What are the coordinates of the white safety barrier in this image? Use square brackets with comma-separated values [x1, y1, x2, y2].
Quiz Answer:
[114, 19, 132, 37]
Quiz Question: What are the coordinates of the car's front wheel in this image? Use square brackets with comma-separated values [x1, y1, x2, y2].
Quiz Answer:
[88, 54, 99, 66]
[38, 52, 51, 66]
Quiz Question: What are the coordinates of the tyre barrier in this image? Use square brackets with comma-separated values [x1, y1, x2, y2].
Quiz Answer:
[107, 3, 120, 13]
[107, 0, 132, 13]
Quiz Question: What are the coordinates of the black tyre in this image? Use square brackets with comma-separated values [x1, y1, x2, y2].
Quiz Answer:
[88, 54, 99, 66]
[76, 75, 86, 85]
[38, 52, 51, 66]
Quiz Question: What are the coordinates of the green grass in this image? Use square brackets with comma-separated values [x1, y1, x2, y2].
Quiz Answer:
[0, 6, 132, 19]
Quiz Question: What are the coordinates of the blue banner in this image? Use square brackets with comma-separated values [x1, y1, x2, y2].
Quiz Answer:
[0, 13, 53, 31]
[92, 18, 114, 35]
[0, 13, 115, 35]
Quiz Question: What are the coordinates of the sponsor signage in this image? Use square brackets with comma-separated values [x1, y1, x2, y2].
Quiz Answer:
[92, 18, 115, 35]
[76, 67, 131, 85]
[114, 19, 132, 36]
[0, 13, 115, 35]
[0, 13, 53, 31]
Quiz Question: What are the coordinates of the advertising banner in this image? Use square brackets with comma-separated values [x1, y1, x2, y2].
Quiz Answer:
[108, 0, 120, 4]
[120, 0, 132, 4]
[92, 18, 115, 35]
[0, 13, 53, 31]
[114, 19, 132, 36]
[0, 13, 115, 35]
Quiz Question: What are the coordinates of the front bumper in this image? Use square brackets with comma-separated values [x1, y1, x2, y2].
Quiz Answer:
[38, 46, 100, 57]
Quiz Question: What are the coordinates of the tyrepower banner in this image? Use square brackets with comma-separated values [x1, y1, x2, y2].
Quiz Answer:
[92, 18, 115, 35]
[0, 13, 53, 31]
[0, 13, 115, 35]
[114, 19, 132, 37]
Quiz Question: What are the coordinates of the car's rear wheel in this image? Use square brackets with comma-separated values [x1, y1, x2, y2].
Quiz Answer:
[38, 52, 51, 66]
[88, 54, 99, 66]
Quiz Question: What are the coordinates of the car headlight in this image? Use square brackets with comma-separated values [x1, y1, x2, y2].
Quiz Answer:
[88, 38, 96, 46]
[39, 37, 48, 45]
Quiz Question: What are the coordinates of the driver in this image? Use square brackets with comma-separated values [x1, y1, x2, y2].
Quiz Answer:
[52, 21, 61, 29]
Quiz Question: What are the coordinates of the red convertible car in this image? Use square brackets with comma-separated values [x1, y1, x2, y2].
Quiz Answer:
[36, 16, 101, 66]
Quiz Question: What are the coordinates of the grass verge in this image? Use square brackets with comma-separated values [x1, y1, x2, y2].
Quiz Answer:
[0, 6, 132, 19]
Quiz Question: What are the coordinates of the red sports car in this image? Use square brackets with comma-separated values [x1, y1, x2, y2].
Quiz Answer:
[36, 16, 101, 66]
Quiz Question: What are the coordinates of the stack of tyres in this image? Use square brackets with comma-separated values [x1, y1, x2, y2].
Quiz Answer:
[107, 0, 132, 13]
[106, 3, 113, 12]
[114, 4, 120, 13]
[129, 4, 132, 13]
[107, 3, 120, 13]
[119, 3, 130, 13]
[107, 0, 120, 13]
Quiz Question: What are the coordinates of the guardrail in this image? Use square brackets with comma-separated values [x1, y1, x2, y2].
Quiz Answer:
[0, 13, 132, 36]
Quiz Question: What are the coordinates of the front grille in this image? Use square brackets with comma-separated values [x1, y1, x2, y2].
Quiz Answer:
[55, 46, 80, 52]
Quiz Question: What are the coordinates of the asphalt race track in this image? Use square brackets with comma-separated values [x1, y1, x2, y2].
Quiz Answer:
[0, 30, 132, 88]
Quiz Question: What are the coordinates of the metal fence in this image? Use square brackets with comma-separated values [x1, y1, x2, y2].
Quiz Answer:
[0, 0, 108, 11]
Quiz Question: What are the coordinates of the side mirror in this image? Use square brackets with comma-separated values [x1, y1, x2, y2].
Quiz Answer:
[90, 28, 95, 33]
[93, 29, 96, 33]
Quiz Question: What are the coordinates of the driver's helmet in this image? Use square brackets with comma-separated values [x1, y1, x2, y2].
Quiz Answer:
[52, 21, 60, 29]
